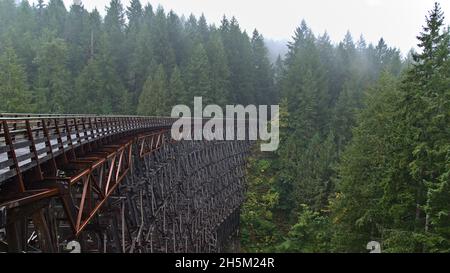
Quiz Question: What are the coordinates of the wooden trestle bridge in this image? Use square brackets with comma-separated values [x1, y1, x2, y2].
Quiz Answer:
[0, 113, 252, 253]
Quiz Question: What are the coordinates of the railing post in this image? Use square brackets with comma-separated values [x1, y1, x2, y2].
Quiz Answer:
[2, 120, 25, 192]
[25, 119, 43, 182]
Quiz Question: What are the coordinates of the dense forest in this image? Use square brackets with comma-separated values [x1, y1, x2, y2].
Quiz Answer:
[0, 0, 449, 253]
[241, 2, 450, 253]
[0, 0, 276, 114]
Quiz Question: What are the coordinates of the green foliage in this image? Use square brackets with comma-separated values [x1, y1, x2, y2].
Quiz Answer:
[0, 0, 275, 115]
[242, 3, 449, 254]
[33, 34, 70, 113]
[330, 2, 450, 253]
[221, 17, 256, 104]
[184, 43, 211, 105]
[251, 30, 276, 105]
[206, 31, 231, 106]
[0, 47, 34, 112]
[241, 153, 282, 252]
[168, 65, 186, 106]
[73, 55, 131, 114]
[277, 205, 332, 253]
[137, 65, 168, 116]
[399, 2, 450, 252]
[331, 72, 404, 252]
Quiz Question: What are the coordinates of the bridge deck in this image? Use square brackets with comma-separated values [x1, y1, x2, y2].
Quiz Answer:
[0, 114, 176, 185]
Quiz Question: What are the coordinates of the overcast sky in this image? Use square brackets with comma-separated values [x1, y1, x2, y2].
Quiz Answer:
[35, 0, 450, 54]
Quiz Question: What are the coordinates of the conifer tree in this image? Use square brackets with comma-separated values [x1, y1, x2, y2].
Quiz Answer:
[221, 18, 255, 104]
[64, 3, 90, 75]
[206, 31, 230, 106]
[151, 6, 176, 74]
[184, 43, 212, 105]
[34, 35, 71, 113]
[331, 72, 402, 252]
[73, 58, 109, 114]
[198, 14, 209, 44]
[137, 65, 168, 116]
[125, 0, 143, 102]
[132, 4, 154, 107]
[251, 29, 275, 105]
[44, 0, 67, 36]
[104, 0, 126, 78]
[169, 65, 186, 106]
[399, 2, 450, 250]
[0, 47, 34, 113]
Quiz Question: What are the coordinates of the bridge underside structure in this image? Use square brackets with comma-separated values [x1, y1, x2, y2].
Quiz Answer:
[0, 114, 251, 253]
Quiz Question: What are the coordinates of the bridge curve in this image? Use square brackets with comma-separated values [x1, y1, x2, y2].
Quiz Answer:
[0, 114, 252, 252]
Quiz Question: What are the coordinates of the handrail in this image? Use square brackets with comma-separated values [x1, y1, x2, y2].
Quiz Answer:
[0, 115, 176, 185]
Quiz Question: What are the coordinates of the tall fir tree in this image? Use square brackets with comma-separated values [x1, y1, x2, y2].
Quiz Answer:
[44, 0, 67, 36]
[221, 17, 255, 104]
[104, 0, 126, 80]
[251, 29, 275, 105]
[137, 65, 168, 116]
[400, 2, 450, 251]
[169, 65, 186, 106]
[0, 47, 34, 112]
[184, 43, 212, 106]
[151, 6, 176, 74]
[125, 0, 144, 105]
[206, 31, 231, 106]
[331, 72, 403, 252]
[64, 3, 90, 76]
[33, 34, 71, 113]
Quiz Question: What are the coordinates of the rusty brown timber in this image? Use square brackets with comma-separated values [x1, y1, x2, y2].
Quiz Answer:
[0, 114, 251, 252]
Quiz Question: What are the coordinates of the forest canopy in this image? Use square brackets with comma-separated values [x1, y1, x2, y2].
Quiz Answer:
[240, 2, 450, 253]
[0, 0, 277, 114]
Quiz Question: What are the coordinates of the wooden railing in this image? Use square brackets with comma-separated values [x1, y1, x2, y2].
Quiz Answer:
[0, 115, 177, 186]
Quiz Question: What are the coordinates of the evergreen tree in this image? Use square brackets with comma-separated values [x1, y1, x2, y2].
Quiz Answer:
[399, 2, 450, 251]
[331, 72, 403, 252]
[132, 3, 155, 107]
[332, 3, 450, 252]
[73, 58, 110, 114]
[198, 14, 209, 44]
[274, 20, 332, 220]
[7, 0, 37, 81]
[169, 65, 186, 106]
[126, 0, 143, 32]
[185, 14, 200, 45]
[35, 0, 46, 30]
[277, 204, 331, 253]
[167, 11, 187, 66]
[0, 47, 34, 112]
[33, 34, 70, 113]
[206, 31, 230, 106]
[104, 0, 126, 79]
[137, 65, 168, 116]
[251, 29, 276, 105]
[221, 17, 255, 104]
[241, 155, 282, 253]
[44, 0, 67, 36]
[125, 0, 144, 104]
[273, 54, 285, 101]
[0, 0, 17, 38]
[151, 6, 176, 74]
[87, 9, 103, 59]
[64, 3, 90, 75]
[184, 43, 212, 106]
